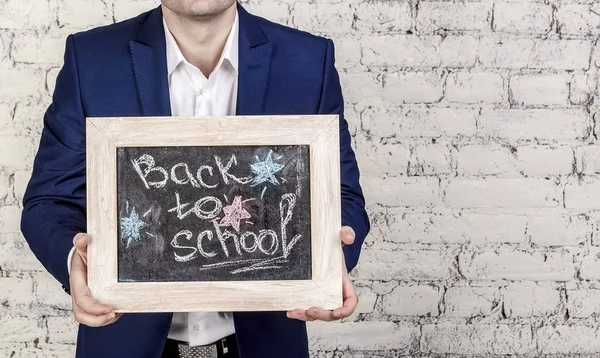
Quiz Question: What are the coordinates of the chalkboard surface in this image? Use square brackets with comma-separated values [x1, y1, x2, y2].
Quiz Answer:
[116, 145, 312, 282]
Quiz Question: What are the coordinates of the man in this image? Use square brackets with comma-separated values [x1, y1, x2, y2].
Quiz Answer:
[21, 1, 369, 357]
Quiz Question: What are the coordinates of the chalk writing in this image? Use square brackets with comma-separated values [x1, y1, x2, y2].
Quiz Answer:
[117, 145, 311, 282]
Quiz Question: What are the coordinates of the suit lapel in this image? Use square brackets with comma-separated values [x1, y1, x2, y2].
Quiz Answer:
[236, 3, 272, 115]
[129, 6, 171, 116]
[128, 4, 271, 117]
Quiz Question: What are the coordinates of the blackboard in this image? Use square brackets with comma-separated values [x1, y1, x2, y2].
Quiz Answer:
[116, 145, 312, 282]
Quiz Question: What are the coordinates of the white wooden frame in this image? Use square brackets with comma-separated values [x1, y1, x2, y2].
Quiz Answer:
[86, 116, 342, 312]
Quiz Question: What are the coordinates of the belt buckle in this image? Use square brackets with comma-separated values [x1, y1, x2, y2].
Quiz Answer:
[178, 342, 216, 358]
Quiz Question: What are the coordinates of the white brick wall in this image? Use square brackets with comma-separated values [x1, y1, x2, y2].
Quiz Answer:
[1, 0, 600, 357]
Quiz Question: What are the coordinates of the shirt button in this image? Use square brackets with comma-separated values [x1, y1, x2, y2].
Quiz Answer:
[193, 325, 200, 332]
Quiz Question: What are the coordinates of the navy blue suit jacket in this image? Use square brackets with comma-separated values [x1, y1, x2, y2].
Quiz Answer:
[21, 4, 369, 358]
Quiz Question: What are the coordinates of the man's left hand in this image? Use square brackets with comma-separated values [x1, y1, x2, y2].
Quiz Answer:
[286, 226, 358, 321]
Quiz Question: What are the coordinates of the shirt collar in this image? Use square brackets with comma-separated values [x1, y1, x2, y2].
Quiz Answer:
[162, 11, 239, 77]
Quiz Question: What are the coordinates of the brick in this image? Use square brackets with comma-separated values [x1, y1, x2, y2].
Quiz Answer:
[13, 98, 47, 137]
[10, 347, 76, 358]
[0, 136, 36, 170]
[479, 38, 592, 70]
[510, 74, 570, 106]
[461, 214, 526, 244]
[46, 316, 77, 344]
[358, 249, 450, 281]
[444, 286, 499, 317]
[12, 171, 29, 205]
[355, 142, 410, 176]
[565, 180, 600, 209]
[456, 144, 573, 177]
[56, 0, 112, 30]
[362, 106, 478, 138]
[459, 250, 574, 281]
[557, 5, 600, 36]
[569, 74, 592, 105]
[243, 1, 291, 26]
[416, 2, 490, 33]
[362, 176, 441, 207]
[568, 289, 600, 317]
[494, 2, 553, 34]
[445, 178, 561, 208]
[293, 3, 353, 34]
[580, 248, 600, 279]
[11, 30, 66, 65]
[0, 30, 12, 67]
[528, 215, 590, 246]
[46, 67, 61, 95]
[446, 72, 504, 104]
[114, 0, 159, 22]
[0, 317, 45, 343]
[503, 284, 560, 317]
[308, 321, 418, 352]
[0, 206, 22, 233]
[33, 272, 71, 310]
[0, 277, 33, 305]
[363, 35, 435, 67]
[479, 108, 589, 141]
[0, 234, 46, 272]
[516, 145, 574, 176]
[354, 1, 411, 33]
[363, 34, 479, 68]
[0, 168, 10, 203]
[538, 325, 600, 354]
[421, 324, 535, 355]
[0, 0, 51, 29]
[345, 104, 360, 137]
[383, 71, 445, 104]
[438, 35, 478, 68]
[456, 145, 516, 175]
[577, 145, 600, 174]
[409, 144, 452, 175]
[340, 72, 382, 104]
[0, 68, 45, 99]
[355, 286, 377, 314]
[381, 212, 526, 244]
[382, 285, 440, 316]
[330, 36, 361, 69]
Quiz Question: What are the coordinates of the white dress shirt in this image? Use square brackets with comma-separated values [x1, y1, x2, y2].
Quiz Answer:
[162, 12, 239, 347]
[67, 10, 239, 348]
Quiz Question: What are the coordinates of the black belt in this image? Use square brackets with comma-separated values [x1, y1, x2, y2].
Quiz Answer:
[162, 334, 239, 358]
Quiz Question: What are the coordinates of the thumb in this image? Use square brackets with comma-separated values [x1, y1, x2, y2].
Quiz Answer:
[73, 233, 90, 261]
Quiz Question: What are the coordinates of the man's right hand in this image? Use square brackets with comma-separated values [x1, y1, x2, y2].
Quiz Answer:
[69, 233, 122, 327]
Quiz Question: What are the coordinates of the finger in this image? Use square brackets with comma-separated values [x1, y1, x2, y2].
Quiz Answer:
[286, 309, 315, 321]
[104, 312, 124, 326]
[340, 226, 355, 246]
[333, 274, 358, 319]
[73, 233, 90, 262]
[73, 308, 117, 327]
[307, 307, 337, 322]
[71, 261, 113, 315]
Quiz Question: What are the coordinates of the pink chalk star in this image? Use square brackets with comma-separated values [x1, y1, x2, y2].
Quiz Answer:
[219, 196, 252, 232]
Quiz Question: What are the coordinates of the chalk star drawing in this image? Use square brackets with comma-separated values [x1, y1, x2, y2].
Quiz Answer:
[250, 150, 284, 187]
[219, 196, 252, 232]
[120, 202, 147, 247]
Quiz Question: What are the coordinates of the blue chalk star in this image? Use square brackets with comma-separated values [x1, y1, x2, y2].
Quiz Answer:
[250, 150, 284, 187]
[120, 203, 147, 247]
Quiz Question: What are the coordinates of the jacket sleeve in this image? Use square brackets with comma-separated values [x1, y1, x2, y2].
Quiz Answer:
[317, 39, 370, 272]
[21, 34, 87, 292]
